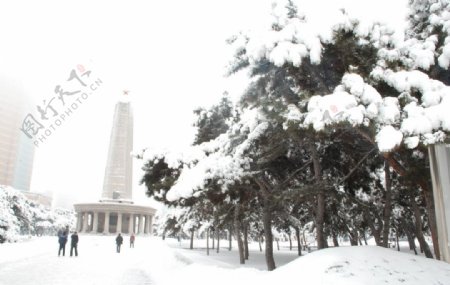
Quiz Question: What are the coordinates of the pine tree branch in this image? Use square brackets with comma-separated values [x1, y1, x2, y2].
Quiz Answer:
[277, 160, 313, 189]
[337, 147, 377, 185]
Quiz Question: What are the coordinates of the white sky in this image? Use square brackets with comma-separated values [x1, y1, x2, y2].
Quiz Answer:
[0, 0, 408, 209]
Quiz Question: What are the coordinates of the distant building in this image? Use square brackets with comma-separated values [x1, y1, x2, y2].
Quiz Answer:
[22, 191, 53, 208]
[0, 78, 35, 191]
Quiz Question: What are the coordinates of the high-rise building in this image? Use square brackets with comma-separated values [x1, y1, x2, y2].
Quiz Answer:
[0, 78, 35, 191]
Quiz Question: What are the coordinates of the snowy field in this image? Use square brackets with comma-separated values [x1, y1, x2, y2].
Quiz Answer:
[165, 237, 300, 270]
[1, 235, 450, 285]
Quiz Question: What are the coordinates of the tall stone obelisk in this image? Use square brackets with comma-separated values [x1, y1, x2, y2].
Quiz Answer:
[101, 91, 134, 202]
[74, 91, 156, 235]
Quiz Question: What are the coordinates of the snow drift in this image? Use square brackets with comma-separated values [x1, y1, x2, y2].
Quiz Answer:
[270, 246, 450, 285]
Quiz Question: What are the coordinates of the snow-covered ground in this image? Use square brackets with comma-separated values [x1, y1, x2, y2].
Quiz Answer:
[1, 235, 450, 285]
[164, 237, 300, 270]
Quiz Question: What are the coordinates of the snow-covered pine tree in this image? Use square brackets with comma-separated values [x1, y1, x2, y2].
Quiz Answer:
[0, 186, 75, 243]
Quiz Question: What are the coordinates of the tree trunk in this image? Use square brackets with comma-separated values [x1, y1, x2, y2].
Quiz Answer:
[228, 226, 232, 251]
[302, 230, 307, 250]
[370, 223, 382, 246]
[207, 228, 210, 256]
[382, 161, 393, 248]
[244, 224, 249, 260]
[259, 235, 263, 252]
[289, 234, 292, 251]
[263, 195, 276, 271]
[423, 186, 440, 260]
[190, 229, 194, 250]
[332, 233, 339, 247]
[217, 229, 220, 253]
[366, 210, 382, 246]
[383, 153, 440, 259]
[412, 241, 418, 255]
[212, 230, 215, 249]
[361, 231, 368, 245]
[234, 204, 245, 264]
[295, 227, 302, 256]
[407, 232, 418, 255]
[396, 228, 400, 251]
[316, 200, 326, 249]
[405, 228, 416, 251]
[309, 143, 326, 250]
[348, 228, 358, 246]
[411, 197, 434, 258]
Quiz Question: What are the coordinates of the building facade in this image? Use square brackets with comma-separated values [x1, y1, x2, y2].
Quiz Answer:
[74, 203, 153, 235]
[0, 79, 35, 191]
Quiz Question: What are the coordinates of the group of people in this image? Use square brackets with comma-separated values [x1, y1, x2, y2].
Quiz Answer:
[57, 230, 79, 257]
[58, 229, 136, 256]
[115, 233, 135, 253]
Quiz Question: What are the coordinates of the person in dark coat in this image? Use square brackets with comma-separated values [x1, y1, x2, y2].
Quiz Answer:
[70, 232, 79, 257]
[130, 233, 135, 248]
[58, 231, 68, 256]
[116, 233, 123, 253]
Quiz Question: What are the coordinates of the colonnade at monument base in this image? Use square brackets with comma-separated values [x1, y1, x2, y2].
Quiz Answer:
[74, 202, 156, 235]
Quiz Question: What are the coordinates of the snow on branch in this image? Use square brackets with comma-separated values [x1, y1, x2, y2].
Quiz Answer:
[142, 107, 269, 202]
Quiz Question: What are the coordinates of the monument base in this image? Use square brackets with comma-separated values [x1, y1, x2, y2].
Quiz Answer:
[74, 202, 156, 235]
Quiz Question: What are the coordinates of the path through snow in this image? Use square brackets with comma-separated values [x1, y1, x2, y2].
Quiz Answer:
[2, 235, 450, 285]
[0, 236, 155, 285]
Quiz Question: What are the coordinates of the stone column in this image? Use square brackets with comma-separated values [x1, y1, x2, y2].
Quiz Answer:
[82, 212, 89, 233]
[139, 215, 145, 234]
[92, 212, 99, 233]
[128, 214, 134, 234]
[104, 211, 110, 234]
[76, 212, 82, 232]
[145, 215, 150, 234]
[117, 213, 123, 233]
[148, 215, 153, 236]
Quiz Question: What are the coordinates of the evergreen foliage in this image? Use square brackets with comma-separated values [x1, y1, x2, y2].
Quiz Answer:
[140, 0, 450, 270]
[0, 186, 75, 243]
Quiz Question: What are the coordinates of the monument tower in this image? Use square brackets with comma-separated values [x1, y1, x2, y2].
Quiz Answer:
[101, 90, 134, 202]
[74, 91, 156, 235]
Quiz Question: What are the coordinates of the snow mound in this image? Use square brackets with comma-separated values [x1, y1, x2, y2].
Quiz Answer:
[271, 246, 450, 285]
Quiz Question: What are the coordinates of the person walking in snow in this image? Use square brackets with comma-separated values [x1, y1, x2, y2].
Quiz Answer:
[116, 233, 123, 253]
[130, 233, 135, 248]
[70, 231, 79, 257]
[58, 231, 68, 256]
